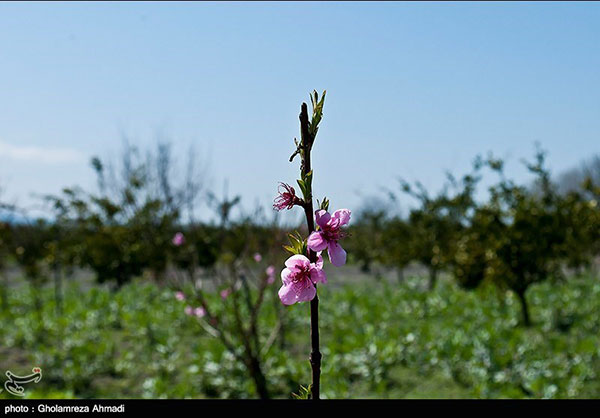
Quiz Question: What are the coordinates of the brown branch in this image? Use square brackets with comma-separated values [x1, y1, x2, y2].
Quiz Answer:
[184, 267, 245, 364]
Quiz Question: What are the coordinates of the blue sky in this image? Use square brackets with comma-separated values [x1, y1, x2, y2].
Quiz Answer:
[0, 2, 598, 221]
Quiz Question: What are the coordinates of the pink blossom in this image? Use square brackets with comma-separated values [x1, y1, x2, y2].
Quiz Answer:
[172, 232, 185, 246]
[278, 253, 326, 305]
[307, 209, 351, 267]
[253, 253, 262, 262]
[220, 288, 232, 300]
[266, 265, 276, 284]
[175, 291, 185, 301]
[194, 307, 206, 318]
[184, 306, 193, 316]
[273, 183, 301, 211]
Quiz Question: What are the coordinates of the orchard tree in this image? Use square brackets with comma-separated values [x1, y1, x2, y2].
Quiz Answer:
[0, 186, 14, 312]
[557, 191, 600, 275]
[169, 193, 290, 399]
[11, 219, 56, 328]
[46, 142, 197, 287]
[46, 185, 169, 288]
[400, 159, 482, 290]
[346, 208, 388, 278]
[381, 216, 412, 283]
[0, 218, 12, 312]
[479, 150, 569, 326]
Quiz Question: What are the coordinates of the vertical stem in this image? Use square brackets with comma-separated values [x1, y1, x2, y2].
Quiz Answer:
[308, 292, 321, 399]
[299, 102, 321, 400]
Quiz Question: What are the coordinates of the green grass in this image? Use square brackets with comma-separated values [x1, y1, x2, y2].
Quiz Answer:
[1, 273, 599, 399]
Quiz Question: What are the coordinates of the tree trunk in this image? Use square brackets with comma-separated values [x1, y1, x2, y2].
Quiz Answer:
[31, 283, 42, 319]
[0, 275, 8, 313]
[428, 267, 438, 291]
[54, 264, 63, 316]
[275, 298, 286, 351]
[516, 290, 531, 327]
[247, 356, 270, 400]
[30, 281, 45, 338]
[397, 267, 405, 285]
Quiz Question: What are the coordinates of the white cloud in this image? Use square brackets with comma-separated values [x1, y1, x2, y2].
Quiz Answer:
[0, 141, 84, 164]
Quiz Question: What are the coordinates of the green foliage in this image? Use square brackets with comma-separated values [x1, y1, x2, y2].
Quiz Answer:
[346, 209, 391, 275]
[404, 167, 482, 280]
[2, 275, 600, 399]
[296, 170, 313, 201]
[382, 217, 412, 274]
[347, 148, 600, 327]
[170, 224, 220, 271]
[308, 90, 326, 138]
[11, 220, 53, 280]
[291, 384, 312, 399]
[318, 197, 330, 212]
[449, 150, 600, 325]
[45, 148, 181, 287]
[0, 221, 12, 268]
[283, 231, 307, 256]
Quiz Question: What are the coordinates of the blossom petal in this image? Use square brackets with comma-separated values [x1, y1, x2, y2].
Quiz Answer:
[328, 242, 347, 267]
[278, 284, 298, 305]
[280, 267, 293, 284]
[284, 254, 310, 270]
[315, 210, 331, 228]
[295, 282, 317, 303]
[310, 267, 327, 284]
[307, 231, 328, 252]
[313, 252, 324, 269]
[333, 209, 351, 226]
[278, 282, 316, 305]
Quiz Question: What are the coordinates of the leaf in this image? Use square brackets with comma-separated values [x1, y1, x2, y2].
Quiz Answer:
[287, 232, 302, 247]
[284, 231, 308, 255]
[301, 171, 313, 198]
[291, 384, 312, 400]
[283, 245, 297, 255]
[296, 179, 307, 199]
[308, 90, 326, 138]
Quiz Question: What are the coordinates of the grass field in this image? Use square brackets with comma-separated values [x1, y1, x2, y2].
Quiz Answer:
[1, 269, 599, 399]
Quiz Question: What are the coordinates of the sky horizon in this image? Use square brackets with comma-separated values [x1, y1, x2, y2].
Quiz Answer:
[0, 2, 598, 223]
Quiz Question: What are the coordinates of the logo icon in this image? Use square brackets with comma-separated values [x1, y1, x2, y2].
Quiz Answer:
[2, 367, 43, 397]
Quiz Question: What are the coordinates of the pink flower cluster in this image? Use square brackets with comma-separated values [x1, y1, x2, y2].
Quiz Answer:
[174, 291, 204, 317]
[273, 183, 302, 211]
[266, 265, 276, 284]
[278, 254, 327, 305]
[185, 306, 206, 318]
[278, 208, 350, 305]
[307, 209, 351, 267]
[172, 232, 185, 246]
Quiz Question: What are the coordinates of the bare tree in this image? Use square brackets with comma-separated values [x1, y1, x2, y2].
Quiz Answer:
[555, 154, 600, 196]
